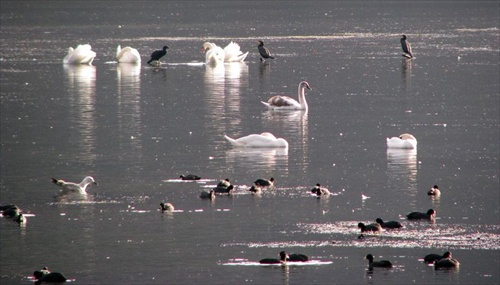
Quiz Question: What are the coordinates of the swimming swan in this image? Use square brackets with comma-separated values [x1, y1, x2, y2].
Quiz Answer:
[224, 132, 288, 148]
[116, 45, 141, 63]
[52, 176, 97, 194]
[261, 81, 312, 111]
[63, 44, 96, 65]
[386, 133, 417, 149]
[224, 42, 249, 62]
[202, 42, 225, 65]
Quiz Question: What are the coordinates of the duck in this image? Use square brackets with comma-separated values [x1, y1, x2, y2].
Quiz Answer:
[406, 209, 436, 221]
[213, 185, 234, 195]
[1, 205, 20, 218]
[200, 190, 216, 200]
[224, 133, 288, 148]
[434, 252, 460, 269]
[311, 183, 331, 197]
[223, 42, 249, 62]
[14, 213, 26, 225]
[259, 251, 288, 264]
[257, 40, 274, 61]
[33, 267, 67, 285]
[365, 254, 393, 268]
[63, 44, 96, 65]
[358, 222, 382, 233]
[52, 176, 97, 194]
[147, 45, 169, 65]
[248, 185, 262, 194]
[424, 252, 449, 264]
[288, 253, 309, 262]
[116, 45, 141, 63]
[159, 202, 175, 212]
[254, 177, 275, 188]
[180, 174, 201, 180]
[428, 185, 441, 196]
[400, 35, 414, 59]
[386, 133, 417, 149]
[375, 218, 402, 229]
[202, 42, 225, 65]
[217, 178, 231, 188]
[261, 81, 312, 111]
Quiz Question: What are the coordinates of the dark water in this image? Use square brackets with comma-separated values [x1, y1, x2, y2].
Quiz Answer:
[1, 1, 499, 284]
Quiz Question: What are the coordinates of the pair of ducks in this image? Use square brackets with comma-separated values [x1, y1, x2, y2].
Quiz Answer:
[358, 209, 437, 233]
[366, 251, 459, 270]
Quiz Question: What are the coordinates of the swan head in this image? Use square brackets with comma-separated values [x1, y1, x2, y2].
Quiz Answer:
[202, 42, 215, 52]
[399, 133, 416, 141]
[300, 81, 312, 91]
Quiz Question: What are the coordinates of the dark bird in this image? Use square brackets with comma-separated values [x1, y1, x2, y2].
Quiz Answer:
[375, 218, 403, 229]
[33, 267, 67, 285]
[14, 213, 26, 225]
[200, 190, 215, 200]
[213, 185, 234, 195]
[427, 185, 441, 196]
[400, 35, 413, 58]
[424, 252, 449, 264]
[254, 177, 274, 188]
[311, 183, 331, 197]
[248, 185, 262, 194]
[1, 205, 20, 218]
[257, 40, 274, 61]
[147, 45, 169, 65]
[365, 254, 393, 268]
[217, 178, 231, 188]
[358, 222, 382, 233]
[259, 251, 288, 264]
[407, 209, 436, 221]
[288, 253, 309, 262]
[180, 174, 201, 181]
[434, 252, 460, 269]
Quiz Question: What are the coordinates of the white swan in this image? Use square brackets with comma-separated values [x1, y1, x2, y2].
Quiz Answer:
[202, 42, 225, 65]
[223, 42, 249, 62]
[63, 44, 96, 65]
[116, 45, 141, 63]
[52, 176, 97, 194]
[224, 132, 288, 148]
[261, 81, 312, 111]
[386, 133, 417, 149]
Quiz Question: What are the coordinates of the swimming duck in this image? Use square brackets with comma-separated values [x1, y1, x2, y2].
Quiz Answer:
[434, 252, 460, 269]
[257, 40, 274, 61]
[180, 174, 201, 180]
[365, 254, 393, 268]
[386, 133, 417, 149]
[261, 81, 312, 111]
[254, 177, 275, 188]
[200, 190, 216, 200]
[116, 45, 141, 63]
[147, 45, 169, 65]
[14, 213, 26, 225]
[224, 133, 288, 148]
[424, 252, 449, 264]
[406, 209, 436, 221]
[311, 183, 331, 196]
[33, 267, 67, 285]
[358, 222, 382, 233]
[248, 185, 262, 194]
[375, 218, 403, 229]
[427, 185, 441, 196]
[52, 176, 97, 194]
[159, 202, 175, 212]
[1, 205, 20, 218]
[213, 185, 234, 195]
[259, 251, 288, 264]
[63, 44, 96, 65]
[217, 178, 231, 188]
[288, 253, 309, 262]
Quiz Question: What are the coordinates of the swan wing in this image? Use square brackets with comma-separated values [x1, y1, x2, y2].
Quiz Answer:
[267, 96, 300, 107]
[224, 42, 248, 62]
[117, 46, 141, 63]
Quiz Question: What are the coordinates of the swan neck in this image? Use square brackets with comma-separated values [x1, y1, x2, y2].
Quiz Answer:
[298, 85, 308, 109]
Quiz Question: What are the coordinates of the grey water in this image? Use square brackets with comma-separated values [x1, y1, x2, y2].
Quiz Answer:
[1, 1, 499, 284]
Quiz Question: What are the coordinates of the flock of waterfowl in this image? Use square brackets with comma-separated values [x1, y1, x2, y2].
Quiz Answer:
[2, 34, 457, 283]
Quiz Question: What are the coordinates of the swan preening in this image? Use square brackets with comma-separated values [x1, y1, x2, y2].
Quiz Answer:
[224, 132, 289, 148]
[116, 45, 141, 63]
[386, 133, 417, 149]
[202, 42, 248, 64]
[261, 81, 312, 111]
[52, 176, 97, 194]
[63, 44, 96, 65]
